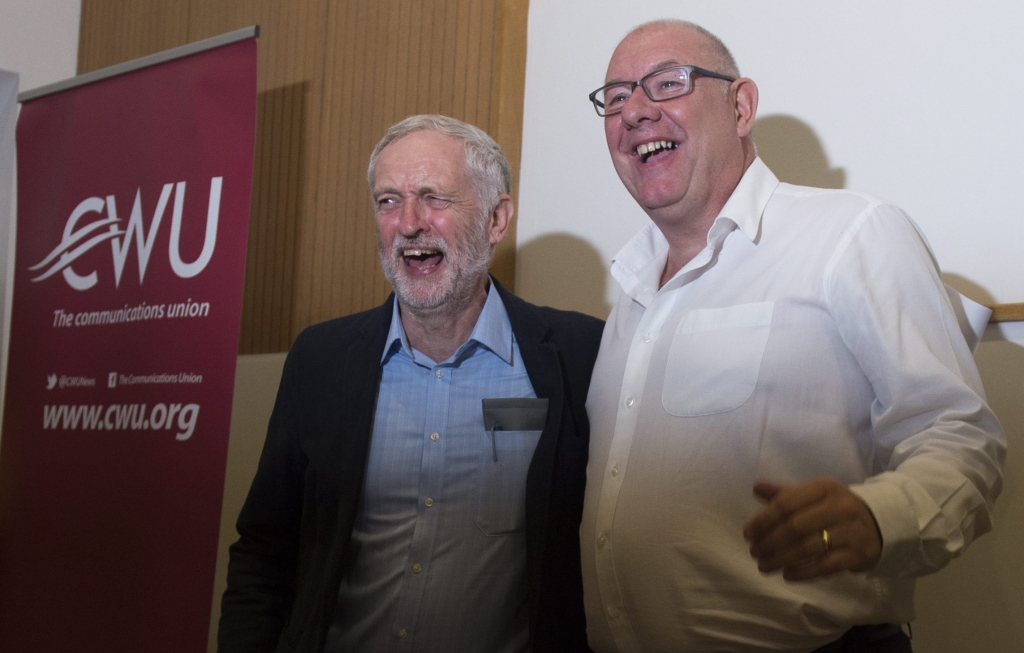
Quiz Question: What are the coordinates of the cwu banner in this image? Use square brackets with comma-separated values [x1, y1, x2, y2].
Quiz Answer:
[0, 33, 257, 651]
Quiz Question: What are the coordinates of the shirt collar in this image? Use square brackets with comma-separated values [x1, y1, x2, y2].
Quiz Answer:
[716, 156, 779, 243]
[381, 278, 515, 366]
[610, 157, 779, 305]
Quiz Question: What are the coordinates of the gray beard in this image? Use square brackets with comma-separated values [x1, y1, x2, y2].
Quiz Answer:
[377, 222, 493, 319]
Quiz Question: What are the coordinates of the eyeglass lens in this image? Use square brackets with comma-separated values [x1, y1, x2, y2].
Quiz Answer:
[597, 67, 692, 115]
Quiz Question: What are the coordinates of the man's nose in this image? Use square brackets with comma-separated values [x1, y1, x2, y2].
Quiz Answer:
[397, 199, 427, 237]
[620, 86, 660, 128]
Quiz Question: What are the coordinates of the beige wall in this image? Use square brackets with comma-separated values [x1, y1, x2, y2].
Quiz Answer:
[211, 353, 286, 651]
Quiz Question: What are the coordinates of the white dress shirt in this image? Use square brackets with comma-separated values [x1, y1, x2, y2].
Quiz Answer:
[581, 158, 1005, 653]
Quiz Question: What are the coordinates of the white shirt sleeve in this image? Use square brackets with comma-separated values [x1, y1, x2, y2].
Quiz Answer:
[825, 202, 1006, 577]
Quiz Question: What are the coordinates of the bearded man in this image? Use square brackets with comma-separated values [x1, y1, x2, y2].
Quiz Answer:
[219, 115, 602, 653]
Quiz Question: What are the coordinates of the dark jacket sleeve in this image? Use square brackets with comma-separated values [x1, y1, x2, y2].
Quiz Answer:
[512, 297, 604, 653]
[218, 333, 309, 652]
[543, 310, 604, 653]
[218, 303, 388, 653]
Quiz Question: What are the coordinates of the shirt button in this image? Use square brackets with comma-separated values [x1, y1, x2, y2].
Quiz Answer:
[611, 465, 619, 477]
[435, 369, 444, 379]
[607, 606, 619, 619]
[398, 628, 408, 639]
[424, 498, 434, 508]
[412, 563, 422, 574]
[624, 396, 634, 408]
[597, 535, 607, 549]
[430, 432, 439, 442]
[643, 333, 652, 343]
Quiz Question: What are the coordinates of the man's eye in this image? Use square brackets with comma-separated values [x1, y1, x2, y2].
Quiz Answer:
[376, 197, 398, 210]
[605, 90, 631, 108]
[425, 196, 451, 209]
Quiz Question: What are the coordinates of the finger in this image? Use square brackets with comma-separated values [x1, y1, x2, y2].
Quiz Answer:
[752, 481, 782, 502]
[747, 481, 866, 564]
[743, 481, 829, 540]
[766, 516, 882, 579]
[748, 496, 835, 557]
[757, 483, 882, 572]
[780, 528, 868, 580]
[754, 525, 836, 573]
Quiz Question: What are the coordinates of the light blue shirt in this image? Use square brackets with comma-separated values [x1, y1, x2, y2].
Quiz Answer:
[326, 282, 538, 653]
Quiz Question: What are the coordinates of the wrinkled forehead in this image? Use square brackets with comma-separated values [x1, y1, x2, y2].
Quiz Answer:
[605, 24, 709, 83]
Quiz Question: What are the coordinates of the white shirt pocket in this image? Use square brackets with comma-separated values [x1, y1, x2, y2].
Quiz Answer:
[662, 302, 774, 417]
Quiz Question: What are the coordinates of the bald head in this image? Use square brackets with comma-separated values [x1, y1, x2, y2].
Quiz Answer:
[615, 20, 740, 93]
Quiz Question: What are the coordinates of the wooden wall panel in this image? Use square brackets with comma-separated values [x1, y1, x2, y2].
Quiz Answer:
[184, 0, 330, 354]
[491, 0, 529, 280]
[77, 0, 529, 355]
[78, 0, 192, 71]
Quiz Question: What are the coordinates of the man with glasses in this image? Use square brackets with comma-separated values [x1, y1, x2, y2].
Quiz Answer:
[580, 19, 1004, 653]
[219, 115, 602, 652]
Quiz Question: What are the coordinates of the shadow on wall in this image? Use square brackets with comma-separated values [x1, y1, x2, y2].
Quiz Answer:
[516, 233, 610, 320]
[943, 272, 996, 307]
[240, 81, 307, 354]
[752, 114, 845, 189]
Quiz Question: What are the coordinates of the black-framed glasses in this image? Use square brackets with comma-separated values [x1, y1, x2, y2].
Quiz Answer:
[588, 65, 736, 117]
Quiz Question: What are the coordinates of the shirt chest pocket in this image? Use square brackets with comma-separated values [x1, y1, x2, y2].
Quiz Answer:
[662, 302, 774, 417]
[476, 398, 547, 536]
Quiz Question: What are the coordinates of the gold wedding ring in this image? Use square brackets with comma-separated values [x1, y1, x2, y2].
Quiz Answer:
[821, 529, 831, 555]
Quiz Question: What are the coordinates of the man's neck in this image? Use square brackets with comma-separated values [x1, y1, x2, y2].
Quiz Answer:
[656, 151, 756, 288]
[398, 279, 489, 362]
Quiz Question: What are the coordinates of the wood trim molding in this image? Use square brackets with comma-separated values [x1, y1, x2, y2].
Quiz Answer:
[990, 303, 1024, 323]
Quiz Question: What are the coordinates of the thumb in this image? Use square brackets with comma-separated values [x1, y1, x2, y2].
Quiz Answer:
[753, 481, 782, 502]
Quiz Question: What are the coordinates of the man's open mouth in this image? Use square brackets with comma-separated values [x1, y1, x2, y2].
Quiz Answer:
[402, 248, 444, 270]
[637, 140, 678, 163]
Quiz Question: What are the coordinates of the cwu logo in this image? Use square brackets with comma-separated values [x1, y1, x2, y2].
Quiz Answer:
[29, 177, 223, 290]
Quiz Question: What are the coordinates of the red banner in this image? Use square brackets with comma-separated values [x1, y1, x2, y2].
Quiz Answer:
[0, 37, 257, 651]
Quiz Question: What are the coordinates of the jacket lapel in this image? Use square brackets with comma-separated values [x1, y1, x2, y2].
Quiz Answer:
[495, 282, 566, 611]
[332, 295, 394, 545]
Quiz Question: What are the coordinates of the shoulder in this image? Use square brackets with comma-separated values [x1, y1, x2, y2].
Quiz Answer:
[497, 284, 604, 347]
[533, 304, 605, 343]
[288, 298, 393, 361]
[772, 183, 908, 223]
[504, 288, 603, 330]
[766, 183, 924, 256]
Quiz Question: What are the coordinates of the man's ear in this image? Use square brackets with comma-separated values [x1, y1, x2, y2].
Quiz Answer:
[488, 194, 514, 245]
[733, 77, 759, 138]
